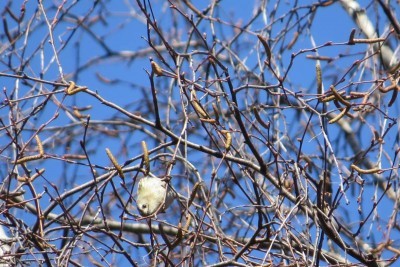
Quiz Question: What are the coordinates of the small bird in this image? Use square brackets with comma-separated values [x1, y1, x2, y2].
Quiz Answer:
[150, 58, 163, 76]
[136, 176, 175, 216]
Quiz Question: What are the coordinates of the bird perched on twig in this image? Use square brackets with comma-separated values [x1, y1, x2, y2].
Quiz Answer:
[136, 176, 175, 216]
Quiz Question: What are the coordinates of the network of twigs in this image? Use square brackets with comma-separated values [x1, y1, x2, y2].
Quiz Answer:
[0, 0, 400, 266]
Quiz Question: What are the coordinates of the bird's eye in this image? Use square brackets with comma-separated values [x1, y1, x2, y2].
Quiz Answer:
[142, 204, 147, 209]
